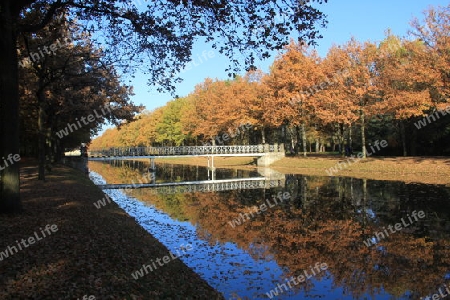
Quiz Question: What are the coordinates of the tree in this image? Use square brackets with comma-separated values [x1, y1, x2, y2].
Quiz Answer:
[315, 44, 357, 154]
[263, 41, 324, 156]
[156, 98, 189, 146]
[185, 78, 229, 143]
[239, 70, 270, 144]
[375, 34, 438, 156]
[0, 0, 327, 213]
[407, 5, 450, 155]
[183, 77, 254, 145]
[410, 4, 450, 110]
[340, 38, 379, 158]
[18, 12, 141, 180]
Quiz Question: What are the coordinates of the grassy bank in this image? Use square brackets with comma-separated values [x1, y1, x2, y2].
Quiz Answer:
[0, 159, 224, 300]
[155, 155, 450, 185]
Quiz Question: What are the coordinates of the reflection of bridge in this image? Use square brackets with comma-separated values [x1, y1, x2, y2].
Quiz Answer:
[98, 177, 284, 194]
[89, 145, 285, 167]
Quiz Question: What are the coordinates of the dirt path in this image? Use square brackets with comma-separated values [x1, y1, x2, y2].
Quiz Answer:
[0, 159, 224, 300]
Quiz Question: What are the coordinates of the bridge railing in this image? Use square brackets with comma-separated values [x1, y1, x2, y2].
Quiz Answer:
[89, 144, 284, 157]
[98, 179, 284, 193]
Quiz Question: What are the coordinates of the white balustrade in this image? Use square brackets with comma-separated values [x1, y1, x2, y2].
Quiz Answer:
[89, 144, 284, 157]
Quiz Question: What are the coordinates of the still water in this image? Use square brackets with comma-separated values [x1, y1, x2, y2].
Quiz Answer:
[88, 160, 450, 300]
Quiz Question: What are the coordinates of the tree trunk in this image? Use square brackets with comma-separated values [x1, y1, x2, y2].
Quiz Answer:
[0, 2, 21, 213]
[361, 110, 366, 158]
[339, 123, 344, 155]
[261, 127, 266, 144]
[301, 123, 307, 157]
[282, 125, 287, 148]
[291, 136, 295, 153]
[410, 125, 417, 156]
[348, 124, 353, 150]
[54, 138, 63, 162]
[301, 176, 307, 208]
[287, 126, 296, 154]
[37, 89, 46, 181]
[400, 120, 407, 156]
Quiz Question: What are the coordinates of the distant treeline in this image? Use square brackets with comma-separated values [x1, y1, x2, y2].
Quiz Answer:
[91, 6, 450, 156]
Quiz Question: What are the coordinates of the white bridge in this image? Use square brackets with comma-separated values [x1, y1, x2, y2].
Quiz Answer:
[89, 144, 285, 167]
[97, 177, 284, 194]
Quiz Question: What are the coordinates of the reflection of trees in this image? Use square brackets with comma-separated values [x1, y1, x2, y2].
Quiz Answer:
[89, 160, 153, 184]
[89, 160, 260, 184]
[90, 161, 450, 299]
[88, 161, 261, 221]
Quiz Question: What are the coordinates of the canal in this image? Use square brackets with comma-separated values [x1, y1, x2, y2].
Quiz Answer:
[88, 159, 450, 300]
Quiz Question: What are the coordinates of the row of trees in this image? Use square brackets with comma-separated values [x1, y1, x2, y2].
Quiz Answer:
[1, 0, 327, 213]
[91, 5, 450, 157]
[18, 11, 142, 181]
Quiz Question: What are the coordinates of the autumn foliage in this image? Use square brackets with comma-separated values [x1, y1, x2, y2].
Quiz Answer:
[91, 5, 450, 156]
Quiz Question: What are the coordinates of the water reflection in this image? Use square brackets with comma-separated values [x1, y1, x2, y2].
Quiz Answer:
[94, 159, 262, 183]
[89, 160, 450, 300]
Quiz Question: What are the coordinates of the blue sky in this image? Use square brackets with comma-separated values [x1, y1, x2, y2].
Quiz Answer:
[107, 0, 447, 133]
